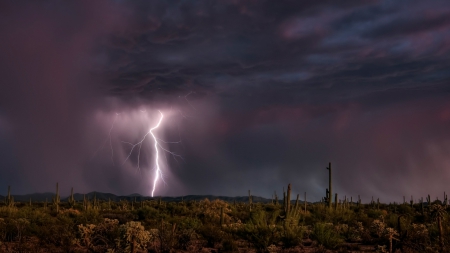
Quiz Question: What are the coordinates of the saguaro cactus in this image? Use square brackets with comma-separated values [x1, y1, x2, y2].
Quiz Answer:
[285, 184, 291, 217]
[327, 162, 332, 208]
[68, 187, 76, 208]
[282, 184, 301, 226]
[334, 193, 338, 210]
[304, 192, 307, 213]
[83, 194, 88, 210]
[52, 183, 60, 213]
[420, 197, 424, 214]
[5, 185, 14, 209]
[294, 193, 299, 211]
[93, 194, 99, 210]
[248, 190, 252, 211]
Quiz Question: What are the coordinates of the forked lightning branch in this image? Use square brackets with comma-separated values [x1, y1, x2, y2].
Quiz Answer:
[96, 110, 182, 197]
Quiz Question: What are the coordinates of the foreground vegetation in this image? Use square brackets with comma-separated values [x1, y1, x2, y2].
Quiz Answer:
[1, 185, 450, 252]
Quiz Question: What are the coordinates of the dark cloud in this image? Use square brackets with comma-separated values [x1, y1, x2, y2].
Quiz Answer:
[363, 4, 450, 39]
[1, 0, 450, 202]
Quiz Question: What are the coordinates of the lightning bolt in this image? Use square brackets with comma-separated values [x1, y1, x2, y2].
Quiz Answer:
[150, 111, 163, 197]
[94, 108, 185, 197]
[120, 110, 183, 197]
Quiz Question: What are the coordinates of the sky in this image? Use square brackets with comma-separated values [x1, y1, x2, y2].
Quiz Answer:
[1, 0, 450, 202]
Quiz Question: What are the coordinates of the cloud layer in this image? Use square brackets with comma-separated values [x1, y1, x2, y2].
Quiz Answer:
[1, 0, 450, 202]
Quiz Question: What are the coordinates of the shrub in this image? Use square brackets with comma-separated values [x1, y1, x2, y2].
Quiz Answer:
[312, 223, 343, 249]
[175, 217, 201, 250]
[156, 220, 178, 253]
[370, 218, 386, 238]
[281, 225, 306, 249]
[198, 223, 226, 248]
[221, 236, 239, 253]
[239, 223, 280, 252]
[92, 218, 120, 250]
[37, 215, 77, 251]
[339, 221, 365, 242]
[118, 221, 152, 253]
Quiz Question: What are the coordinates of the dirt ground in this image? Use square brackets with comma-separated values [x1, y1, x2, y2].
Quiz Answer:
[0, 238, 386, 253]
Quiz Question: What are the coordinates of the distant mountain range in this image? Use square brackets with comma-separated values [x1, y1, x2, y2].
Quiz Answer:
[0, 192, 299, 203]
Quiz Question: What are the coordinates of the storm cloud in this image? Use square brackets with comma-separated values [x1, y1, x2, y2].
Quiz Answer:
[1, 0, 450, 202]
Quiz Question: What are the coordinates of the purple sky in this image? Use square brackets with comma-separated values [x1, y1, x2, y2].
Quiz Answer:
[1, 0, 450, 202]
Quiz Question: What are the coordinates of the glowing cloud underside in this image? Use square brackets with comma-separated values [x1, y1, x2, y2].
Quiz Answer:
[150, 111, 164, 197]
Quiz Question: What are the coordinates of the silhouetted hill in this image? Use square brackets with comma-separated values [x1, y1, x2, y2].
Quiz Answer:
[0, 192, 55, 202]
[0, 192, 292, 203]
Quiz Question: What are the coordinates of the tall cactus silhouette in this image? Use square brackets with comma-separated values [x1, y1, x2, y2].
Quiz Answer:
[285, 184, 291, 217]
[68, 187, 76, 208]
[93, 193, 99, 210]
[334, 193, 338, 210]
[52, 183, 60, 213]
[444, 192, 448, 207]
[304, 192, 307, 213]
[83, 194, 87, 210]
[248, 190, 252, 212]
[326, 162, 332, 209]
[281, 183, 302, 226]
[5, 185, 14, 209]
